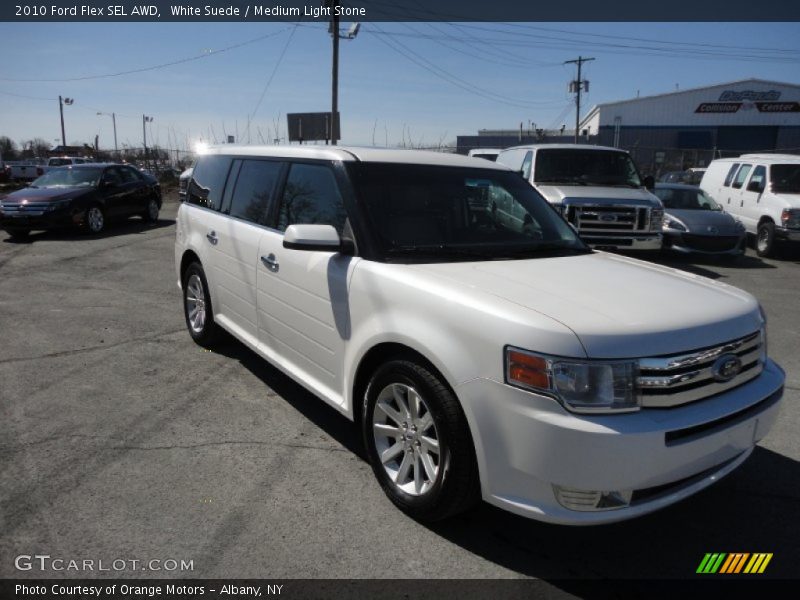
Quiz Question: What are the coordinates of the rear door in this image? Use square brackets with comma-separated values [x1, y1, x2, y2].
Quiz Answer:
[255, 161, 355, 407]
[210, 158, 284, 345]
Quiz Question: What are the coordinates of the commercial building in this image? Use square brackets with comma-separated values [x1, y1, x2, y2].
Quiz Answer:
[580, 78, 800, 172]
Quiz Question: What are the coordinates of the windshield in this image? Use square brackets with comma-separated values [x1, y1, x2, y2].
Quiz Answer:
[30, 167, 103, 188]
[534, 149, 642, 188]
[346, 163, 588, 262]
[770, 164, 800, 193]
[655, 187, 720, 211]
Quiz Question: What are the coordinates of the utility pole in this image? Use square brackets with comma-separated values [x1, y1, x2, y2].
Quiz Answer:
[564, 56, 594, 144]
[58, 95, 74, 147]
[327, 1, 359, 146]
[330, 0, 340, 145]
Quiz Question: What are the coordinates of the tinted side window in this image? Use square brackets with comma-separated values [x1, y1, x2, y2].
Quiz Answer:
[102, 167, 122, 185]
[187, 155, 232, 210]
[732, 164, 752, 189]
[521, 151, 533, 180]
[118, 166, 142, 183]
[228, 160, 282, 224]
[277, 163, 347, 233]
[723, 163, 740, 187]
[748, 165, 766, 191]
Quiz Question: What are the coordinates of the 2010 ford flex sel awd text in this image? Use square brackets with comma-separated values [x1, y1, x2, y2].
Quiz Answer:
[175, 146, 784, 525]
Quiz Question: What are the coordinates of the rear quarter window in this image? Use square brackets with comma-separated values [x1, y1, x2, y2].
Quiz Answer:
[723, 163, 740, 187]
[187, 155, 233, 211]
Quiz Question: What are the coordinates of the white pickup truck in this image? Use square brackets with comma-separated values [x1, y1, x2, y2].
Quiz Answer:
[497, 144, 664, 250]
[9, 156, 91, 181]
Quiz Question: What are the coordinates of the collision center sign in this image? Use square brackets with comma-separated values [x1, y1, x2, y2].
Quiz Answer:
[696, 89, 800, 113]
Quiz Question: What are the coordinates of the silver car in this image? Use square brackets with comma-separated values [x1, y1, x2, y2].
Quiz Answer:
[654, 183, 746, 256]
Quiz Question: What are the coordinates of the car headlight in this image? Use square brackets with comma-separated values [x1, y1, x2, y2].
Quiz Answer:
[781, 208, 800, 229]
[649, 208, 664, 231]
[45, 199, 72, 212]
[664, 218, 687, 231]
[505, 347, 639, 413]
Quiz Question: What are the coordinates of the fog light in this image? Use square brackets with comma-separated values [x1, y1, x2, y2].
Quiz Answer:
[554, 485, 633, 511]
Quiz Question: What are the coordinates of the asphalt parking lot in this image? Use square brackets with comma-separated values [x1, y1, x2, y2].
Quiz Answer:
[1, 196, 798, 591]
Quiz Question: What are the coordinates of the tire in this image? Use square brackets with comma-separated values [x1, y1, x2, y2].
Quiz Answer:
[4, 228, 30, 240]
[756, 221, 776, 257]
[84, 204, 106, 235]
[362, 358, 480, 522]
[182, 262, 221, 347]
[142, 197, 160, 223]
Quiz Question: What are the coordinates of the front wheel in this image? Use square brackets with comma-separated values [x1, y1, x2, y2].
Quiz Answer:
[756, 221, 776, 257]
[84, 204, 105, 235]
[362, 359, 479, 522]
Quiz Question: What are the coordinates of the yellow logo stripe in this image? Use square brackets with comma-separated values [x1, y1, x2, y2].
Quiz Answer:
[758, 553, 773, 574]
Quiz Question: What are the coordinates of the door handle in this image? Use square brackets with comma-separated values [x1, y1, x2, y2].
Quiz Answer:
[206, 231, 218, 245]
[261, 254, 279, 272]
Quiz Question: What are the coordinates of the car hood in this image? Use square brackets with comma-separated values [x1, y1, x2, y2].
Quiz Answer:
[665, 209, 741, 234]
[410, 252, 761, 358]
[3, 186, 91, 203]
[535, 184, 662, 207]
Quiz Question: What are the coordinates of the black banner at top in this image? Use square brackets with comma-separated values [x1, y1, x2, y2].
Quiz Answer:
[3, 0, 800, 22]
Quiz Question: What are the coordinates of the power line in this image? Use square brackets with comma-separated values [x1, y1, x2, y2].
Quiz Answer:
[248, 24, 299, 138]
[0, 89, 53, 101]
[0, 27, 294, 83]
[367, 23, 568, 108]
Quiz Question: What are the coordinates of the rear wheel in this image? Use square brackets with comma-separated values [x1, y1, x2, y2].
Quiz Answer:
[182, 262, 221, 347]
[362, 359, 480, 522]
[756, 221, 776, 257]
[142, 197, 160, 223]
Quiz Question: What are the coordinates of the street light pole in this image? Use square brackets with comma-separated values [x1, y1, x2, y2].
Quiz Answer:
[59, 95, 74, 147]
[143, 114, 153, 169]
[97, 112, 119, 158]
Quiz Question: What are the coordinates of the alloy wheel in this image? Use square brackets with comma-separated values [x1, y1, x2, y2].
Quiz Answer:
[185, 273, 206, 333]
[87, 207, 104, 233]
[372, 382, 441, 496]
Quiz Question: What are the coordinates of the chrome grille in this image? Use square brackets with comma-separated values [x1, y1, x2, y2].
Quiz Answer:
[638, 331, 764, 408]
[0, 201, 51, 216]
[566, 204, 651, 234]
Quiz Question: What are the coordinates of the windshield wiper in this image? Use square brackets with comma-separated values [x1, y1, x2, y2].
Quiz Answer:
[535, 178, 588, 186]
[387, 244, 499, 259]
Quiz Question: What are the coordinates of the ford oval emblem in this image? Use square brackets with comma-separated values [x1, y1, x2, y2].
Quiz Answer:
[712, 354, 742, 382]
[600, 214, 618, 222]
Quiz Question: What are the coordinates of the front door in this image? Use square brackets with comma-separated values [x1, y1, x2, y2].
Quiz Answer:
[255, 161, 356, 408]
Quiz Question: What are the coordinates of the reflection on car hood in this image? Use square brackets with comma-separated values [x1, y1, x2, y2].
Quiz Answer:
[410, 251, 760, 358]
[2, 186, 91, 203]
[666, 209, 740, 234]
[535, 184, 662, 207]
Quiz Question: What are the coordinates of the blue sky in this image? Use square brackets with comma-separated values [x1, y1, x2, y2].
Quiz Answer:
[1, 21, 799, 151]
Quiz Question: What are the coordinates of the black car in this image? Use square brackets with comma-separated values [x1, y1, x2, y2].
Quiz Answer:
[654, 183, 746, 256]
[0, 163, 161, 239]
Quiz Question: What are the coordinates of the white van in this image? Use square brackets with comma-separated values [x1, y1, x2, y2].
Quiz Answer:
[700, 154, 800, 257]
[497, 144, 663, 250]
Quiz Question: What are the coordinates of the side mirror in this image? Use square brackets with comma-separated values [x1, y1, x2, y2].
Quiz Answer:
[643, 175, 655, 191]
[283, 224, 354, 254]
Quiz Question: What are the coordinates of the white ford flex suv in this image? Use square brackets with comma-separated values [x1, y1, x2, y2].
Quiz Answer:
[175, 145, 784, 525]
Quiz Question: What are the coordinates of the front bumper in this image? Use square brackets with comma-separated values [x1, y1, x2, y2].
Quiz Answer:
[0, 206, 81, 230]
[775, 226, 800, 242]
[456, 358, 784, 525]
[663, 230, 746, 255]
[582, 233, 662, 251]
